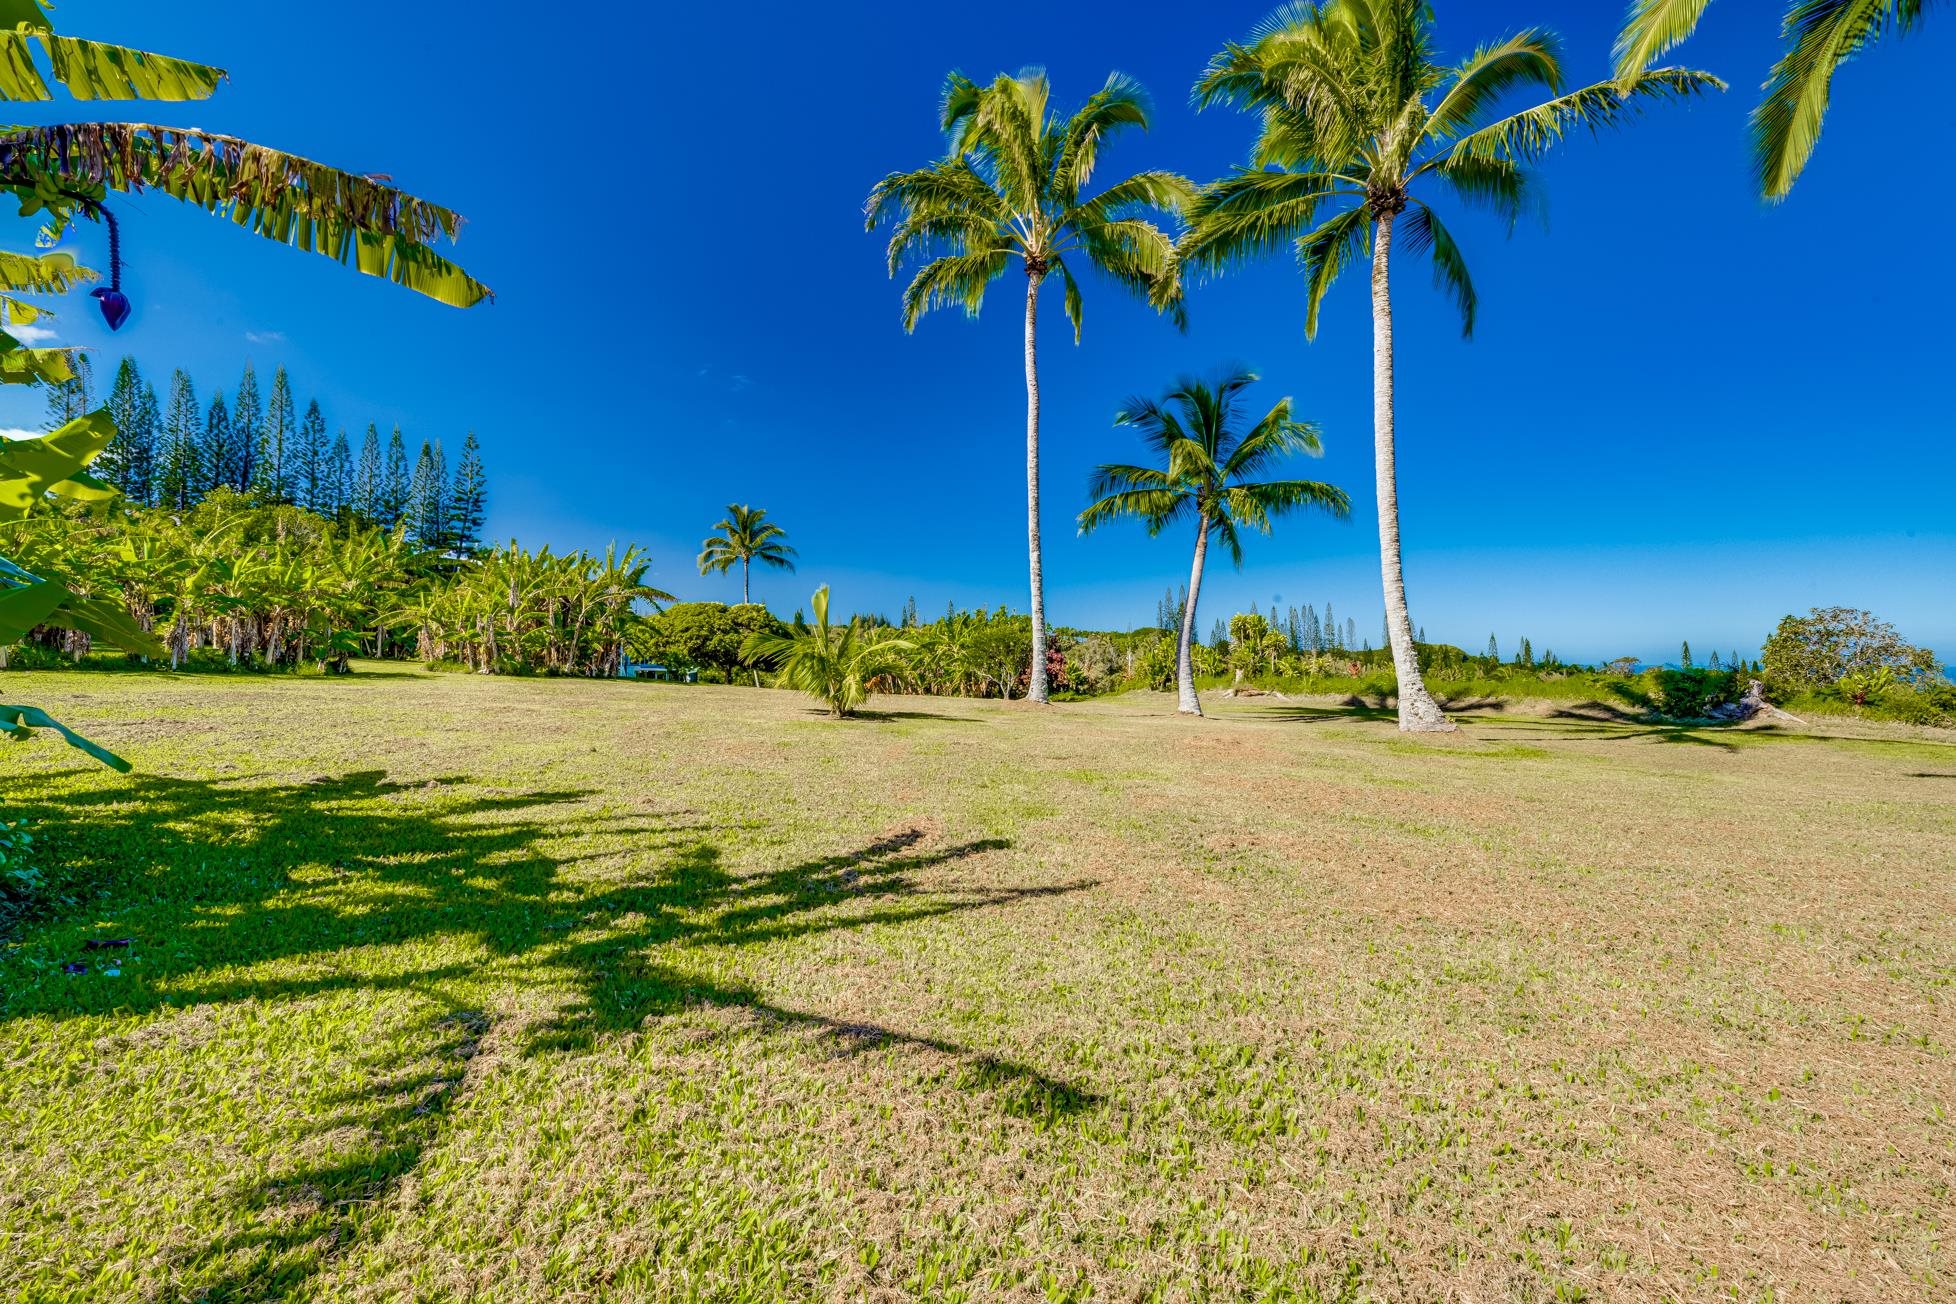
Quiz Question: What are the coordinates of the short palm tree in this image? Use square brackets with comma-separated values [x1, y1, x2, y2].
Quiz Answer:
[697, 505, 795, 605]
[1183, 0, 1720, 731]
[1081, 370, 1349, 716]
[867, 69, 1192, 705]
[743, 586, 912, 718]
[1615, 0, 1930, 198]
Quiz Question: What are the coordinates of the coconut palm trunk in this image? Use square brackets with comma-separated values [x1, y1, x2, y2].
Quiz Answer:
[741, 557, 750, 605]
[1370, 208, 1453, 733]
[1176, 514, 1210, 716]
[1024, 269, 1050, 704]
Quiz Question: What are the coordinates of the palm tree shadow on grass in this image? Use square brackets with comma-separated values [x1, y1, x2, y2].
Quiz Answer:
[2, 771, 1098, 1298]
[848, 708, 986, 724]
[1487, 707, 1748, 752]
[1248, 691, 1508, 725]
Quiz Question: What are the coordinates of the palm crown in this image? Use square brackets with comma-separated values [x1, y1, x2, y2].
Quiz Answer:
[697, 504, 796, 603]
[1182, 0, 1723, 337]
[1080, 370, 1350, 560]
[865, 69, 1193, 338]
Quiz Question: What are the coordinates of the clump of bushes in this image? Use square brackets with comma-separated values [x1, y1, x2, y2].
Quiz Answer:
[1649, 667, 1745, 718]
[1761, 607, 1950, 726]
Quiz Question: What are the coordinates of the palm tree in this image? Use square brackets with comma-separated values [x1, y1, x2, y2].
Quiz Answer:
[867, 70, 1192, 704]
[1183, 0, 1720, 731]
[696, 505, 796, 605]
[1615, 0, 1931, 198]
[1079, 370, 1349, 717]
[743, 586, 912, 718]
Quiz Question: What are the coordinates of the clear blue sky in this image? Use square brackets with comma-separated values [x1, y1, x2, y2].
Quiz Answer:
[6, 2, 1951, 663]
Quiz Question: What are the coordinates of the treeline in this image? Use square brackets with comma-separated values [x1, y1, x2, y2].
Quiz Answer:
[1, 495, 663, 677]
[46, 355, 489, 555]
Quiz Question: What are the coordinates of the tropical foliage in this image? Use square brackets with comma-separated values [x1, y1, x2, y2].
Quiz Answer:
[868, 68, 1192, 704]
[631, 601, 784, 682]
[1182, 0, 1721, 731]
[1080, 369, 1348, 715]
[0, 381, 150, 769]
[0, 1, 487, 766]
[743, 586, 912, 717]
[1614, 0, 1935, 198]
[3, 495, 670, 679]
[697, 505, 796, 604]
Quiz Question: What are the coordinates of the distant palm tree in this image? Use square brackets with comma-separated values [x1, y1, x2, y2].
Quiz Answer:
[1079, 370, 1349, 717]
[1615, 0, 1931, 198]
[1182, 0, 1720, 730]
[743, 586, 912, 718]
[867, 69, 1192, 705]
[697, 504, 796, 604]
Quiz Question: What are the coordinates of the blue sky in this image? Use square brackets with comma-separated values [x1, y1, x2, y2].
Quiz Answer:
[5, 2, 1951, 663]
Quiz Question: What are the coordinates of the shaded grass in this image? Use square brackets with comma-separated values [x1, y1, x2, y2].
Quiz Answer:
[3, 668, 1953, 1300]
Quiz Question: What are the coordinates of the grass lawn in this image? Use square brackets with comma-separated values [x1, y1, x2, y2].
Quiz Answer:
[3, 668, 1953, 1301]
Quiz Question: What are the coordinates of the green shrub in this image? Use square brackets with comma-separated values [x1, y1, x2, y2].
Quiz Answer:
[1650, 667, 1743, 718]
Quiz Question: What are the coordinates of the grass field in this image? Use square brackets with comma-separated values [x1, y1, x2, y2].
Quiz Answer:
[3, 668, 1953, 1301]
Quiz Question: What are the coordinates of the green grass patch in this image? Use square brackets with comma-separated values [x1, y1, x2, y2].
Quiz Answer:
[2, 668, 1952, 1299]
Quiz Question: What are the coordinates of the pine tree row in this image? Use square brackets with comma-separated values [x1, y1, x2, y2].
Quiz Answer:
[49, 355, 489, 555]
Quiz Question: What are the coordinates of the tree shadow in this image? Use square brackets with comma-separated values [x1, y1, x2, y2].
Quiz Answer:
[1520, 709, 1746, 751]
[1, 769, 1098, 1298]
[850, 708, 985, 724]
[1246, 690, 1508, 725]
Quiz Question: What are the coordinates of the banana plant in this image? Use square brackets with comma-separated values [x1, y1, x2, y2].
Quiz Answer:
[0, 0, 489, 768]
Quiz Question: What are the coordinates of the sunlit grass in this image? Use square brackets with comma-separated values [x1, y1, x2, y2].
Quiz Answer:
[2, 667, 1951, 1299]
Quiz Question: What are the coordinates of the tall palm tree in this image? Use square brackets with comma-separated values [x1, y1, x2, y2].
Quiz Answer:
[1079, 370, 1349, 717]
[1615, 0, 1931, 198]
[1182, 0, 1720, 731]
[867, 70, 1192, 704]
[696, 504, 796, 605]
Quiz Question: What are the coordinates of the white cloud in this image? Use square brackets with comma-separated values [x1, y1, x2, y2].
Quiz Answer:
[4, 320, 55, 344]
[245, 329, 286, 344]
[0, 427, 42, 442]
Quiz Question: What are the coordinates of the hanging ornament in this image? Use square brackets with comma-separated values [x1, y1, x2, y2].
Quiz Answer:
[90, 209, 130, 331]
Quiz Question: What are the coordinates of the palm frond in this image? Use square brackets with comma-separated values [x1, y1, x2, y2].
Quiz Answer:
[1752, 0, 1928, 200]
[1444, 68, 1726, 166]
[898, 249, 1010, 331]
[1295, 201, 1371, 340]
[1052, 71, 1152, 204]
[1224, 478, 1352, 525]
[1076, 219, 1186, 329]
[1069, 170, 1196, 227]
[1077, 483, 1189, 535]
[1427, 31, 1564, 139]
[1613, 0, 1716, 85]
[1425, 154, 1537, 232]
[864, 160, 1000, 233]
[1181, 168, 1354, 276]
[1222, 402, 1324, 480]
[1212, 512, 1247, 567]
[1053, 255, 1084, 343]
[1400, 201, 1477, 337]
